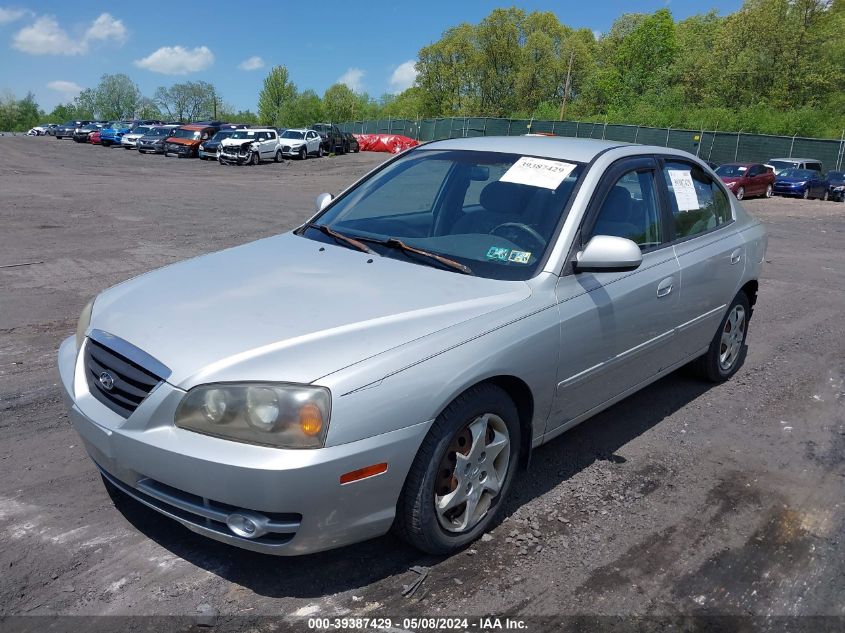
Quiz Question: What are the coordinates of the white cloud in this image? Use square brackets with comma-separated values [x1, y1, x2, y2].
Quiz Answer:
[388, 60, 417, 93]
[337, 67, 365, 92]
[134, 45, 214, 75]
[84, 13, 127, 44]
[47, 80, 83, 99]
[592, 30, 602, 40]
[238, 55, 264, 71]
[12, 12, 127, 56]
[0, 7, 30, 24]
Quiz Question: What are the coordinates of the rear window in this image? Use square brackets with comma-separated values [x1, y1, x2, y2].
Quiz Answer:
[662, 160, 732, 239]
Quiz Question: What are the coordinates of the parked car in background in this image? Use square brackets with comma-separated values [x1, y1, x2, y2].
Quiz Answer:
[279, 128, 323, 159]
[89, 129, 103, 145]
[137, 125, 179, 154]
[825, 171, 845, 202]
[218, 128, 281, 165]
[100, 121, 134, 147]
[343, 132, 360, 153]
[311, 123, 346, 154]
[164, 125, 217, 158]
[120, 126, 153, 149]
[768, 158, 823, 175]
[56, 121, 91, 139]
[773, 168, 827, 199]
[72, 123, 99, 143]
[198, 129, 236, 159]
[715, 163, 775, 200]
[26, 123, 56, 136]
[60, 137, 766, 556]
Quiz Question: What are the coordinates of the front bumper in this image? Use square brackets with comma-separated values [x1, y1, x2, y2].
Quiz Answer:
[58, 336, 426, 555]
[281, 145, 305, 157]
[773, 185, 803, 197]
[165, 144, 195, 157]
[138, 142, 164, 153]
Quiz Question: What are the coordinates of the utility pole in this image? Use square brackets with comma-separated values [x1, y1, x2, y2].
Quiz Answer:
[559, 50, 575, 121]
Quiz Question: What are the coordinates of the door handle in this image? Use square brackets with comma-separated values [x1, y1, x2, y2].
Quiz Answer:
[730, 249, 743, 265]
[656, 277, 673, 298]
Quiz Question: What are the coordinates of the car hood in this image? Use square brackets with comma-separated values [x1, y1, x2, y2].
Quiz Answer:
[719, 176, 745, 183]
[139, 135, 165, 142]
[89, 232, 530, 389]
[775, 177, 806, 184]
[281, 137, 306, 144]
[166, 137, 199, 146]
[220, 138, 257, 147]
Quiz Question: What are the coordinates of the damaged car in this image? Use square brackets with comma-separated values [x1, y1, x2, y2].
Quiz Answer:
[217, 128, 281, 165]
[60, 137, 766, 557]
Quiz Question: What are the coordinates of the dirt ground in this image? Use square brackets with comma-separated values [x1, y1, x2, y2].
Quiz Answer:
[0, 137, 843, 631]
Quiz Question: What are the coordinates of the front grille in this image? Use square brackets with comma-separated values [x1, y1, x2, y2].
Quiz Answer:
[282, 145, 291, 152]
[97, 465, 301, 547]
[84, 338, 162, 417]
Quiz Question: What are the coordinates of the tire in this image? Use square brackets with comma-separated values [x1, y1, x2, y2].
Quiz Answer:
[318, 145, 325, 158]
[823, 190, 829, 201]
[394, 383, 521, 555]
[765, 184, 773, 198]
[218, 156, 224, 165]
[802, 188, 809, 199]
[274, 149, 282, 163]
[735, 186, 745, 200]
[251, 151, 260, 166]
[299, 146, 307, 160]
[56, 136, 62, 140]
[690, 292, 751, 382]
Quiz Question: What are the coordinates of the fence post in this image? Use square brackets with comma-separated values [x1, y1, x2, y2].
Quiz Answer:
[634, 125, 640, 143]
[838, 130, 845, 170]
[448, 118, 453, 140]
[602, 119, 607, 140]
[788, 133, 796, 158]
[734, 129, 743, 161]
[707, 122, 719, 161]
[575, 121, 579, 138]
[507, 120, 512, 136]
[665, 126, 671, 147]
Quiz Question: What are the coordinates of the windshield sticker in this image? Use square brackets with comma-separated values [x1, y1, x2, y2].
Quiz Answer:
[667, 169, 699, 211]
[500, 157, 578, 190]
[508, 250, 532, 264]
[486, 246, 511, 261]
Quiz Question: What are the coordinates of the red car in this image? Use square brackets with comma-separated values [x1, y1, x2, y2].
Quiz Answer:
[715, 162, 775, 200]
[88, 130, 102, 145]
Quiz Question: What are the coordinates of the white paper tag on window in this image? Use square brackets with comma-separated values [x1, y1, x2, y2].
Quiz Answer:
[500, 157, 577, 190]
[668, 170, 699, 211]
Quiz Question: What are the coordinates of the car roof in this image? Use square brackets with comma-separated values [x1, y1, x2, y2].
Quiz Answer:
[424, 136, 630, 163]
[769, 157, 820, 162]
[180, 124, 212, 130]
[284, 128, 310, 132]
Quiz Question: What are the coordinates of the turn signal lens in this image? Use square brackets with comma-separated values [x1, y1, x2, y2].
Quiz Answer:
[340, 463, 388, 485]
[299, 403, 323, 436]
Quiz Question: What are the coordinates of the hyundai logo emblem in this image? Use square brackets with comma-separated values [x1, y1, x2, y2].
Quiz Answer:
[98, 371, 115, 391]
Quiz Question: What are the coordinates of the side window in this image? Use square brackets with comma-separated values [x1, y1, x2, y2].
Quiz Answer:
[807, 162, 822, 174]
[662, 160, 732, 239]
[588, 168, 662, 249]
[269, 131, 276, 140]
[747, 165, 760, 177]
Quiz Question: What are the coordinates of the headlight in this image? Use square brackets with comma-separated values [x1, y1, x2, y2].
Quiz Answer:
[75, 298, 94, 351]
[175, 383, 331, 449]
[834, 185, 844, 191]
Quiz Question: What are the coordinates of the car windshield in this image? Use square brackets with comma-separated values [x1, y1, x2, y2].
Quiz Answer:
[306, 149, 585, 281]
[779, 169, 814, 179]
[231, 130, 263, 139]
[827, 171, 844, 180]
[769, 160, 796, 173]
[132, 127, 150, 136]
[147, 128, 170, 137]
[81, 124, 97, 131]
[715, 165, 747, 177]
[172, 128, 201, 140]
[282, 130, 305, 139]
[211, 131, 234, 141]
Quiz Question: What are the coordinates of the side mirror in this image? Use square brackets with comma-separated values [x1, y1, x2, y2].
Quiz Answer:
[575, 235, 642, 273]
[315, 193, 333, 212]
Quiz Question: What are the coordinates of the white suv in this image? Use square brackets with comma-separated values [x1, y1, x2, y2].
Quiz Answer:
[218, 128, 281, 165]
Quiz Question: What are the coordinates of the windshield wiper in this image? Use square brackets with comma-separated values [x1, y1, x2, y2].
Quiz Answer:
[357, 236, 474, 275]
[301, 223, 372, 254]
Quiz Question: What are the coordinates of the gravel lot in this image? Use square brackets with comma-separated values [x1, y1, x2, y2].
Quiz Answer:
[1, 137, 843, 630]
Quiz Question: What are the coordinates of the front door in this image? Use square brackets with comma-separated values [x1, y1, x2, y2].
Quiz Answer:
[548, 157, 681, 433]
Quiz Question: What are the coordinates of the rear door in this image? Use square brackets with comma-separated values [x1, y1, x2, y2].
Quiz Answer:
[658, 157, 745, 359]
[549, 156, 682, 431]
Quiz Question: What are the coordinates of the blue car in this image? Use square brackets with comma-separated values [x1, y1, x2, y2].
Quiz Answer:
[773, 168, 828, 199]
[825, 170, 845, 202]
[99, 120, 134, 147]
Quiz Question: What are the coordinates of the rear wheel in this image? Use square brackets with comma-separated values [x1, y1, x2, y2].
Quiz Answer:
[318, 145, 325, 158]
[394, 383, 520, 555]
[691, 292, 750, 382]
[765, 184, 773, 198]
[823, 190, 829, 201]
[274, 149, 282, 163]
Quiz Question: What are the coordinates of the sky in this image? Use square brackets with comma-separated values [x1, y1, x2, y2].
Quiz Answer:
[0, 0, 743, 114]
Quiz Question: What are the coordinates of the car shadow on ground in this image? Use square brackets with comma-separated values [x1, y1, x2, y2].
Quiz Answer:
[109, 367, 716, 599]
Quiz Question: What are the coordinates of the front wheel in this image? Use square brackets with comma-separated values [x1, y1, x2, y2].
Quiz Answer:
[823, 190, 829, 201]
[394, 383, 520, 555]
[691, 292, 750, 382]
[251, 151, 260, 166]
[735, 186, 745, 200]
[802, 188, 810, 199]
[299, 147, 307, 160]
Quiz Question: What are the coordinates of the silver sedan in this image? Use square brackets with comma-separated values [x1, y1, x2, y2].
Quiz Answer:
[58, 137, 766, 555]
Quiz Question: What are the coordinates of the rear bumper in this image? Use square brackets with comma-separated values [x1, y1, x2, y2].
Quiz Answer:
[58, 336, 427, 555]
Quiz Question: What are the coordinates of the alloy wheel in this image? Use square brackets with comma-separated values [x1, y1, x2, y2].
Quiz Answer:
[719, 305, 746, 371]
[434, 413, 510, 533]
[765, 184, 773, 198]
[736, 186, 745, 200]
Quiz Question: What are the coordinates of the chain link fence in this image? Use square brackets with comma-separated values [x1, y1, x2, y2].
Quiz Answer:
[338, 117, 845, 170]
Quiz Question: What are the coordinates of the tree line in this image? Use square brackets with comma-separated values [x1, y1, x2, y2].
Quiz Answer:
[2, 0, 843, 137]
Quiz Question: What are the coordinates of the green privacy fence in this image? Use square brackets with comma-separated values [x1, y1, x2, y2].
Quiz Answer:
[338, 118, 845, 170]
